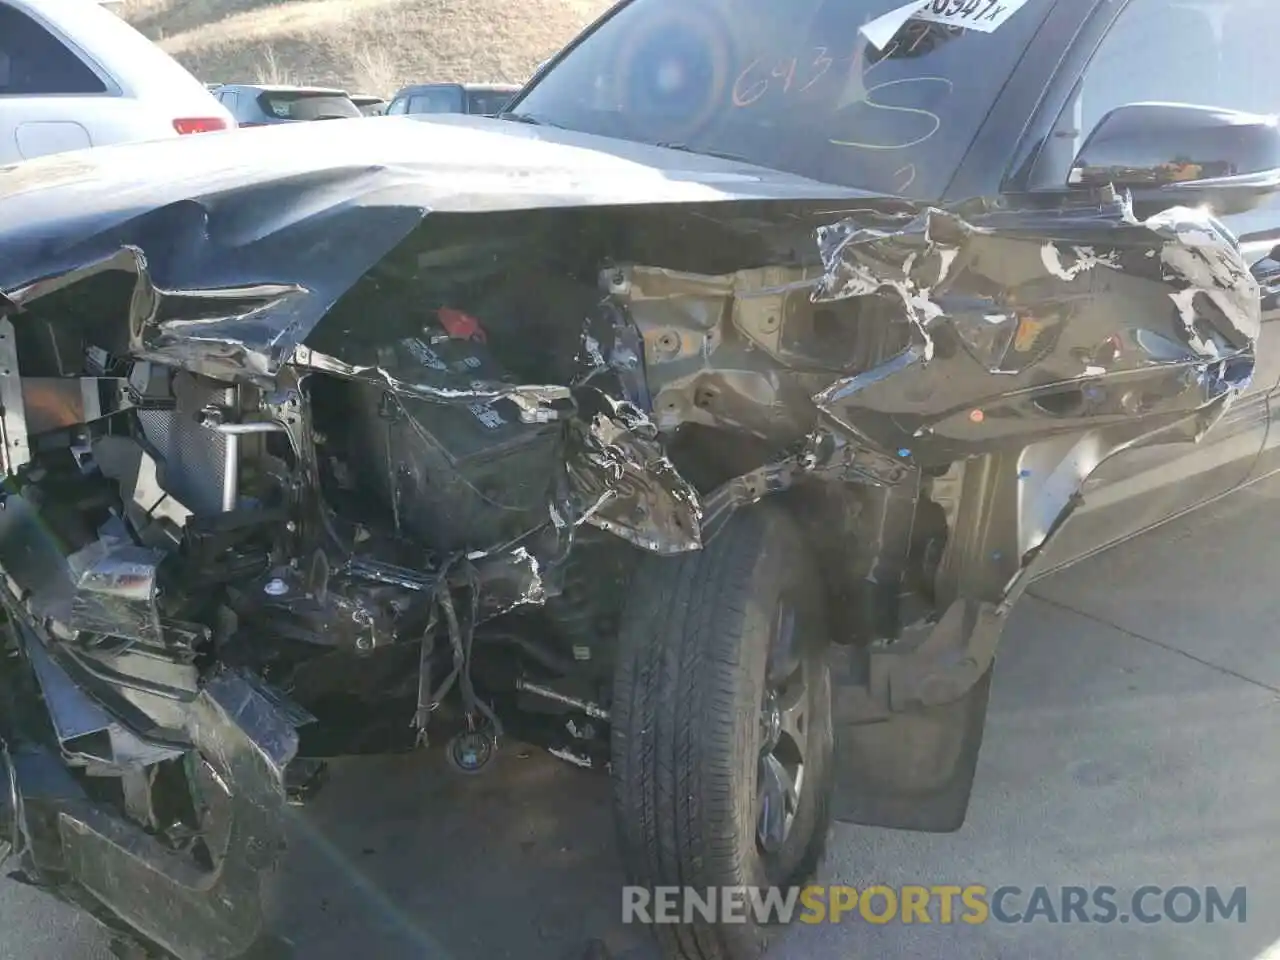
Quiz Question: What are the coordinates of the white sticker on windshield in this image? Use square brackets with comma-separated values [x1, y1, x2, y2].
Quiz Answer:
[911, 0, 1032, 33]
[860, 1, 927, 48]
[860, 0, 1032, 49]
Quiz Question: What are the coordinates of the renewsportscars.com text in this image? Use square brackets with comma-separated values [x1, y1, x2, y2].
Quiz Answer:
[622, 885, 1247, 926]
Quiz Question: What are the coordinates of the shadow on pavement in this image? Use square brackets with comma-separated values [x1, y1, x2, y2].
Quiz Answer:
[275, 747, 659, 960]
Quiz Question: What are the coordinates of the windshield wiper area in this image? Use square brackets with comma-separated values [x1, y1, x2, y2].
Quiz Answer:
[496, 111, 564, 128]
[651, 142, 755, 165]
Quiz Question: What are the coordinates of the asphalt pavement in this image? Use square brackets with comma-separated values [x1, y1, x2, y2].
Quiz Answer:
[4, 476, 1280, 960]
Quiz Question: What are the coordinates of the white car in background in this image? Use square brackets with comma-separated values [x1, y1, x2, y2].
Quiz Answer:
[0, 0, 235, 166]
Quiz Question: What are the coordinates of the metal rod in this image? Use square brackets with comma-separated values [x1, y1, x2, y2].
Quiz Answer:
[515, 678, 610, 721]
[221, 433, 239, 512]
[203, 419, 286, 511]
[207, 422, 288, 435]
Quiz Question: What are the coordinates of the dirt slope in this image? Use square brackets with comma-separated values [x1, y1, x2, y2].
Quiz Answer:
[121, 0, 609, 96]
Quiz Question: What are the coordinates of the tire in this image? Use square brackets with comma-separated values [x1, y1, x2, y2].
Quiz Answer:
[611, 504, 833, 960]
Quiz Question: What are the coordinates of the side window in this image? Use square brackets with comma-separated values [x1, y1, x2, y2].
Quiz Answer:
[407, 88, 464, 114]
[0, 4, 108, 96]
[387, 97, 409, 115]
[467, 91, 514, 116]
[1032, 0, 1272, 187]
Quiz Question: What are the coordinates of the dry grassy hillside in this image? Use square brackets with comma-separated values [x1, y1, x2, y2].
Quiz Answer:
[121, 0, 610, 96]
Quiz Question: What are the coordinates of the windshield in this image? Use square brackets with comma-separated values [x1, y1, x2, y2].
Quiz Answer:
[510, 0, 1054, 197]
[258, 92, 362, 121]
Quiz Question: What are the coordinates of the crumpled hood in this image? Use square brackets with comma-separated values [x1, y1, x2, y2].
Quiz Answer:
[0, 112, 865, 252]
[0, 113, 876, 381]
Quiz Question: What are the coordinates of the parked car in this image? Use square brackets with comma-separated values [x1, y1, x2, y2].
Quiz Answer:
[2, 1, 1278, 959]
[211, 83, 363, 125]
[0, 0, 234, 165]
[386, 81, 520, 116]
[349, 93, 387, 116]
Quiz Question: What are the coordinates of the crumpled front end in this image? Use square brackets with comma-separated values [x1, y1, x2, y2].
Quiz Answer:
[1, 651, 302, 959]
[0, 145, 1261, 953]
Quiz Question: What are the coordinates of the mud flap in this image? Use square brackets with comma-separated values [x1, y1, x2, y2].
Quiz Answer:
[828, 598, 1003, 832]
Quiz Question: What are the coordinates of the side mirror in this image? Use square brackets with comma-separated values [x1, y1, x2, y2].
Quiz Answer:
[1069, 102, 1280, 214]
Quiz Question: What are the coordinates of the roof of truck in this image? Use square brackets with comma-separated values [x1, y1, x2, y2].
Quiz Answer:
[216, 84, 350, 96]
[393, 82, 521, 95]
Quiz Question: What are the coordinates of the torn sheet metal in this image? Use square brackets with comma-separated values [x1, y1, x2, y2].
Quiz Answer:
[562, 388, 702, 555]
[0, 493, 203, 747]
[48, 669, 303, 960]
[293, 343, 574, 420]
[810, 198, 1259, 466]
[464, 545, 549, 618]
[601, 264, 835, 443]
[65, 540, 166, 645]
[19, 618, 182, 768]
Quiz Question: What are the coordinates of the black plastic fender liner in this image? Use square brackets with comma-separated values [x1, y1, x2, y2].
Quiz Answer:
[823, 372, 1244, 834]
[827, 599, 1002, 833]
[830, 662, 994, 834]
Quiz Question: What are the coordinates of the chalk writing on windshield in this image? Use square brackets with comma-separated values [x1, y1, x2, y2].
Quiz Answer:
[730, 22, 957, 152]
[829, 76, 953, 150]
[895, 163, 918, 192]
[732, 47, 834, 106]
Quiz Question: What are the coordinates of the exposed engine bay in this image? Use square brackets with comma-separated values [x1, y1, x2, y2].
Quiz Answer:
[0, 225, 932, 777]
[0, 117, 1261, 959]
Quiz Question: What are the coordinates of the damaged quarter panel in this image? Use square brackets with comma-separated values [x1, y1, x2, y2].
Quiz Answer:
[603, 194, 1261, 599]
[813, 199, 1260, 593]
[810, 203, 1257, 464]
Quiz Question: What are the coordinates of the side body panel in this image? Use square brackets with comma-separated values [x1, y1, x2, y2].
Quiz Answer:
[1242, 208, 1280, 483]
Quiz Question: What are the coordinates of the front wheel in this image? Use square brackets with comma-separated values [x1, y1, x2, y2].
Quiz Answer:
[611, 504, 833, 960]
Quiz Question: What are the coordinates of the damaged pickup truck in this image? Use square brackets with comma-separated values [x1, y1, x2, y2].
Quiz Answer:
[3, 0, 1280, 957]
